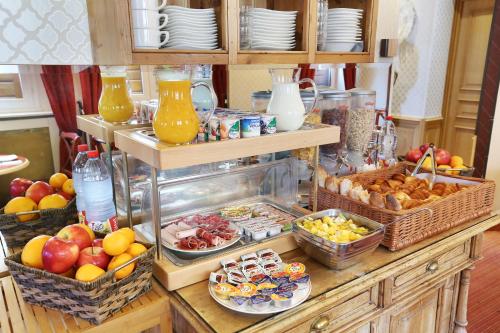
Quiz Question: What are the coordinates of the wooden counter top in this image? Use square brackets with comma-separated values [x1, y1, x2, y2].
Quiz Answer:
[173, 213, 500, 333]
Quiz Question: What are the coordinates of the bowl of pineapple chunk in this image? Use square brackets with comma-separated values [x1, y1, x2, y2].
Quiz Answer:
[293, 209, 385, 270]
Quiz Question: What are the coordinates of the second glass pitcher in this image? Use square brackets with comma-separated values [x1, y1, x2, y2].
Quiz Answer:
[153, 66, 217, 144]
[266, 68, 319, 131]
[98, 66, 134, 123]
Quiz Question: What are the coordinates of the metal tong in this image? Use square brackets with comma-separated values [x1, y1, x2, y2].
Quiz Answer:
[411, 144, 437, 190]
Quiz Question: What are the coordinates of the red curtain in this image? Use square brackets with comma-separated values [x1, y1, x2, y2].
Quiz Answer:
[212, 65, 227, 107]
[40, 65, 77, 172]
[79, 66, 102, 114]
[343, 63, 357, 90]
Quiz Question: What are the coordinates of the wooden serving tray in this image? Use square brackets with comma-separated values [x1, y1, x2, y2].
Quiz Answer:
[114, 124, 340, 170]
[76, 114, 151, 143]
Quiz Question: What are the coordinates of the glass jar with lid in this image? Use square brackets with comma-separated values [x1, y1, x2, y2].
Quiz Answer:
[251, 90, 272, 113]
[318, 90, 351, 155]
[346, 89, 376, 167]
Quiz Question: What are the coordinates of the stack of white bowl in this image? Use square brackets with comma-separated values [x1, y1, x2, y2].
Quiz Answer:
[131, 0, 169, 49]
[247, 8, 297, 51]
[325, 8, 363, 52]
[160, 5, 219, 50]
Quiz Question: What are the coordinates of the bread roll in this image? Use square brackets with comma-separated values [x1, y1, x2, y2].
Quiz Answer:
[317, 166, 328, 188]
[380, 181, 392, 193]
[374, 178, 386, 185]
[350, 185, 364, 200]
[386, 194, 402, 211]
[404, 176, 418, 184]
[340, 179, 352, 196]
[325, 176, 339, 193]
[387, 179, 403, 189]
[368, 184, 382, 193]
[369, 192, 385, 209]
[359, 190, 370, 204]
[394, 191, 411, 202]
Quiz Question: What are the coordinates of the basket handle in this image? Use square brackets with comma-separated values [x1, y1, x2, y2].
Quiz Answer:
[109, 254, 143, 283]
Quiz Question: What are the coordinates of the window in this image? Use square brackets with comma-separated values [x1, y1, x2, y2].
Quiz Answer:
[0, 65, 51, 117]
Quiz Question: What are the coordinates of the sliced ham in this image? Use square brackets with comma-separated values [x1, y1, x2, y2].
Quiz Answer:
[175, 228, 198, 239]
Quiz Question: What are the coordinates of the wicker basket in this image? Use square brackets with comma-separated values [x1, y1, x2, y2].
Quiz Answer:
[314, 163, 495, 251]
[4, 242, 155, 325]
[0, 198, 77, 248]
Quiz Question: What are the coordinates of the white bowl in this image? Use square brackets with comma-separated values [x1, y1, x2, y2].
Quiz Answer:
[325, 42, 356, 52]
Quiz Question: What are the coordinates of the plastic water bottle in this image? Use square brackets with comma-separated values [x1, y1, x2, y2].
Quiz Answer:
[72, 144, 89, 216]
[82, 150, 117, 228]
[381, 115, 398, 166]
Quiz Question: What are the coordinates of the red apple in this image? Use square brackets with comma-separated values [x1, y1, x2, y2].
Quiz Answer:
[42, 237, 79, 273]
[406, 148, 423, 163]
[57, 190, 73, 201]
[435, 148, 451, 165]
[56, 225, 92, 251]
[25, 181, 54, 204]
[92, 238, 103, 248]
[76, 247, 110, 269]
[419, 143, 430, 154]
[9, 178, 33, 198]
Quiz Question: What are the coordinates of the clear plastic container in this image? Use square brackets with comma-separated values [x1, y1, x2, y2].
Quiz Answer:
[347, 89, 376, 154]
[316, 0, 329, 51]
[72, 144, 89, 214]
[192, 65, 217, 113]
[82, 150, 117, 225]
[251, 90, 272, 113]
[318, 90, 351, 155]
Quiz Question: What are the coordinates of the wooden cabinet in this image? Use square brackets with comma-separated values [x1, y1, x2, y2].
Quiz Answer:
[86, 0, 378, 65]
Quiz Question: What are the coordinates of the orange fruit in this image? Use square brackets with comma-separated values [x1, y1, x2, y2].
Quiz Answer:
[49, 173, 69, 189]
[103, 232, 129, 256]
[21, 235, 51, 269]
[75, 223, 95, 241]
[421, 157, 433, 170]
[108, 253, 135, 280]
[38, 194, 68, 210]
[75, 264, 105, 282]
[4, 197, 38, 222]
[451, 164, 466, 175]
[116, 227, 135, 244]
[62, 179, 75, 196]
[450, 156, 464, 169]
[126, 243, 147, 257]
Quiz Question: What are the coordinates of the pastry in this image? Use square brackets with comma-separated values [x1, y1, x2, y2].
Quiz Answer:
[442, 183, 459, 196]
[402, 199, 424, 209]
[426, 194, 441, 202]
[340, 179, 353, 196]
[374, 178, 386, 185]
[325, 176, 339, 193]
[386, 193, 402, 211]
[404, 176, 418, 184]
[431, 183, 446, 196]
[368, 184, 382, 193]
[409, 189, 430, 200]
[393, 191, 411, 202]
[387, 179, 403, 189]
[350, 185, 364, 200]
[317, 166, 328, 188]
[359, 190, 370, 204]
[392, 173, 406, 183]
[369, 192, 385, 209]
[380, 181, 392, 193]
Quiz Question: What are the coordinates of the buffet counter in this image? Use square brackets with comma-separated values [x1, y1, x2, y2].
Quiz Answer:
[170, 213, 499, 333]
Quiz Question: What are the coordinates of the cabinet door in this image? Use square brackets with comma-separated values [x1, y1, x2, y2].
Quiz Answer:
[388, 289, 440, 333]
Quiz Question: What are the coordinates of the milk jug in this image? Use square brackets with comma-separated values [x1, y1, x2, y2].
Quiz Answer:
[266, 68, 319, 131]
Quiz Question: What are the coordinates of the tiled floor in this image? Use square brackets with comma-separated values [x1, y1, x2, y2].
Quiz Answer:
[468, 230, 500, 333]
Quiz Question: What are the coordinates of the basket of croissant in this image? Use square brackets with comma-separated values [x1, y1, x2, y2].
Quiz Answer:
[313, 162, 495, 251]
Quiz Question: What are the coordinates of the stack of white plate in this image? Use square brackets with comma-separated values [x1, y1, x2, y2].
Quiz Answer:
[325, 8, 363, 52]
[248, 8, 297, 51]
[160, 6, 219, 50]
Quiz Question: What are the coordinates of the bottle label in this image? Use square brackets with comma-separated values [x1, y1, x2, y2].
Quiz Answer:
[86, 216, 119, 234]
[78, 211, 86, 224]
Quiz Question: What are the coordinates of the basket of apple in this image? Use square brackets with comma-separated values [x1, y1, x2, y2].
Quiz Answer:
[404, 144, 474, 176]
[0, 173, 78, 248]
[4, 224, 155, 325]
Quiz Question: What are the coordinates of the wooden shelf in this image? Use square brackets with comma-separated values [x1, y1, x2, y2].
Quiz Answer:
[76, 115, 151, 144]
[114, 124, 340, 170]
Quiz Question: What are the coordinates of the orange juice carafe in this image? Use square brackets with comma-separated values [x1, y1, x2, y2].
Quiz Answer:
[153, 67, 217, 144]
[98, 66, 134, 123]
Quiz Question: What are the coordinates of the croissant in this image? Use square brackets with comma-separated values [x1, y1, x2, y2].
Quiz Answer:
[392, 173, 406, 183]
[380, 181, 392, 193]
[409, 189, 430, 200]
[404, 176, 418, 184]
[431, 183, 446, 196]
[402, 199, 424, 209]
[368, 184, 382, 193]
[387, 179, 403, 189]
[340, 179, 353, 196]
[442, 183, 459, 196]
[325, 176, 339, 193]
[317, 166, 328, 188]
[393, 191, 411, 202]
[374, 178, 386, 185]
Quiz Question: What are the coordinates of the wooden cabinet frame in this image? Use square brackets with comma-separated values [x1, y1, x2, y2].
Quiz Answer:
[86, 0, 378, 65]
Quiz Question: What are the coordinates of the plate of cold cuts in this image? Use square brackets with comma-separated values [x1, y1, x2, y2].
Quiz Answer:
[160, 214, 241, 257]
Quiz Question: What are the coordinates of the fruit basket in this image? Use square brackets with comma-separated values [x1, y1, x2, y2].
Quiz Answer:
[0, 198, 77, 248]
[313, 163, 495, 251]
[4, 241, 155, 325]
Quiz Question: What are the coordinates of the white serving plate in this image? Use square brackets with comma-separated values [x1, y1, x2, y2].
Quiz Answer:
[328, 32, 362, 37]
[328, 12, 363, 17]
[164, 43, 218, 49]
[250, 21, 296, 30]
[249, 8, 298, 16]
[162, 5, 215, 13]
[327, 27, 362, 32]
[163, 221, 241, 257]
[209, 267, 311, 315]
[167, 17, 216, 24]
[325, 42, 357, 51]
[251, 34, 295, 41]
[328, 8, 363, 13]
[165, 27, 218, 35]
[250, 45, 295, 51]
[168, 34, 219, 41]
[166, 22, 218, 30]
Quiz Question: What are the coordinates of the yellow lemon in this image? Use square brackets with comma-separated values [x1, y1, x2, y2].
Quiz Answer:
[4, 197, 38, 222]
[108, 253, 135, 280]
[62, 179, 75, 196]
[103, 232, 129, 256]
[116, 227, 135, 244]
[21, 235, 51, 269]
[38, 194, 68, 210]
[75, 264, 105, 282]
[49, 173, 69, 189]
[450, 156, 464, 168]
[126, 243, 147, 257]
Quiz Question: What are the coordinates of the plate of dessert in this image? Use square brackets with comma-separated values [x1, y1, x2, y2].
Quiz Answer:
[209, 249, 311, 314]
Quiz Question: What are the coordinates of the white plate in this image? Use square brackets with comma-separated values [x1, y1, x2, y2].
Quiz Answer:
[208, 267, 311, 315]
[328, 32, 362, 37]
[163, 221, 241, 256]
[162, 5, 215, 13]
[167, 17, 216, 24]
[251, 21, 296, 30]
[328, 12, 363, 17]
[165, 27, 218, 34]
[249, 8, 298, 16]
[328, 8, 363, 13]
[163, 44, 219, 50]
[250, 45, 295, 50]
[251, 29, 296, 37]
[166, 22, 218, 30]
[325, 41, 357, 52]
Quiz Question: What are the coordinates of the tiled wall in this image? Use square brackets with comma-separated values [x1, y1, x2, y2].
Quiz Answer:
[0, 0, 92, 64]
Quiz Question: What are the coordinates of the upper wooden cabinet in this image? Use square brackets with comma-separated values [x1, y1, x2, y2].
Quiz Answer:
[86, 0, 378, 65]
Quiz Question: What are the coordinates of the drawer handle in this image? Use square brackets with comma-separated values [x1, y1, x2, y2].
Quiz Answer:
[427, 260, 439, 273]
[311, 316, 330, 331]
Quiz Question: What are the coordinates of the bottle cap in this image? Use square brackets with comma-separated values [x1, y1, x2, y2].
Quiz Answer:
[87, 150, 99, 158]
[77, 144, 89, 152]
[386, 115, 393, 121]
